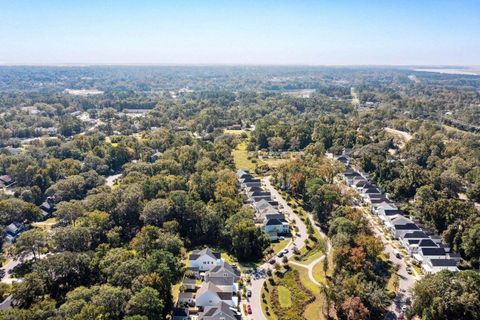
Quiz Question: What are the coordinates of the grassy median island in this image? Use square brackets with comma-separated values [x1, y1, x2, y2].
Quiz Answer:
[261, 265, 322, 320]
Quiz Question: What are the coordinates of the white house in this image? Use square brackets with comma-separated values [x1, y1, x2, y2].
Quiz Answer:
[204, 262, 241, 293]
[196, 282, 235, 308]
[416, 247, 447, 263]
[189, 248, 223, 272]
[422, 259, 459, 274]
[263, 218, 289, 235]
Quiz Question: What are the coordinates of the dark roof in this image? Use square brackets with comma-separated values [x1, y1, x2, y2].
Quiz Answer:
[429, 259, 457, 267]
[172, 308, 189, 317]
[395, 223, 420, 230]
[217, 292, 233, 300]
[407, 239, 421, 245]
[383, 209, 401, 216]
[354, 180, 370, 187]
[402, 231, 429, 239]
[418, 239, 437, 247]
[370, 197, 390, 204]
[344, 171, 361, 177]
[421, 247, 446, 256]
[249, 190, 270, 197]
[364, 188, 382, 194]
[265, 218, 287, 226]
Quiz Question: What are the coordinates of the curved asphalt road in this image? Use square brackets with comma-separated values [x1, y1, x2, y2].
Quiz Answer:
[247, 176, 309, 320]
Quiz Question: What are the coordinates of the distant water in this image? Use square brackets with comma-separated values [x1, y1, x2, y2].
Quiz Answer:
[413, 68, 480, 75]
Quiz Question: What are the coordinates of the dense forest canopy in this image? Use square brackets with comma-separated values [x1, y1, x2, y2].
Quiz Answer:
[0, 66, 479, 320]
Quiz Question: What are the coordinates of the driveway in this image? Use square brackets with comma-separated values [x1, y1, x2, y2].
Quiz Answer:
[245, 176, 310, 320]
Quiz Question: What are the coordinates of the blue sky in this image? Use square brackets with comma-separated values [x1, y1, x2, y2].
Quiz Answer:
[0, 0, 479, 65]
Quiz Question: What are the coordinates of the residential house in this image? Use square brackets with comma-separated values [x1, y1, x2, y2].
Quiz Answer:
[387, 216, 420, 238]
[378, 209, 402, 222]
[403, 238, 438, 255]
[343, 170, 362, 185]
[263, 218, 289, 236]
[417, 247, 447, 264]
[422, 259, 459, 274]
[196, 282, 235, 308]
[182, 277, 197, 291]
[335, 155, 350, 166]
[0, 175, 13, 187]
[198, 301, 241, 320]
[189, 248, 222, 272]
[4, 222, 25, 244]
[39, 196, 55, 219]
[178, 292, 195, 306]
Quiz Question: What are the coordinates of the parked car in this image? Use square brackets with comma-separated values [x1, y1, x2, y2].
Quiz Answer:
[277, 252, 284, 258]
[247, 304, 252, 314]
[247, 290, 252, 297]
[282, 248, 289, 254]
[393, 250, 401, 259]
[269, 259, 275, 264]
[406, 267, 413, 275]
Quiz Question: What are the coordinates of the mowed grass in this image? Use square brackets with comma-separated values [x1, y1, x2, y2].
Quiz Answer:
[290, 264, 325, 320]
[224, 129, 249, 135]
[278, 286, 292, 308]
[270, 238, 290, 255]
[232, 141, 259, 171]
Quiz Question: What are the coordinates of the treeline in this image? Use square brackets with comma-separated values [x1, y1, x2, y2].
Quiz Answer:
[0, 129, 269, 319]
[272, 155, 392, 319]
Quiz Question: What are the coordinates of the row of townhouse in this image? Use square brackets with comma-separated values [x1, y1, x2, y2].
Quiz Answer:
[338, 155, 460, 274]
[236, 170, 290, 241]
[172, 247, 242, 320]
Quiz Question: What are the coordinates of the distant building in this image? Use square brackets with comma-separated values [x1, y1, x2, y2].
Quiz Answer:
[4, 222, 25, 243]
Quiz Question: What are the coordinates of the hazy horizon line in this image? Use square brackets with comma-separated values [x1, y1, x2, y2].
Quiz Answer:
[0, 63, 479, 68]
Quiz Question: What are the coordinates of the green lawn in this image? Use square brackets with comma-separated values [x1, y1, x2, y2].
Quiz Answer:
[290, 264, 325, 320]
[270, 238, 290, 255]
[232, 141, 258, 171]
[278, 285, 292, 308]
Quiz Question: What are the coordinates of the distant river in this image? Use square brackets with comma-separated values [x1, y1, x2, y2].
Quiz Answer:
[413, 68, 480, 75]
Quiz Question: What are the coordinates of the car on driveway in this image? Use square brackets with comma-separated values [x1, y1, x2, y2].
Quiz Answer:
[282, 248, 289, 254]
[277, 252, 284, 258]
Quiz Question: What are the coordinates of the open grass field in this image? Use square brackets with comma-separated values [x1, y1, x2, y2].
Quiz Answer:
[270, 238, 290, 255]
[261, 265, 325, 320]
[232, 141, 259, 171]
[224, 129, 250, 135]
[278, 285, 292, 308]
[290, 264, 325, 320]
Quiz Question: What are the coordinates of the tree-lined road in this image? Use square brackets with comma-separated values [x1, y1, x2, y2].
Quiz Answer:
[246, 176, 310, 320]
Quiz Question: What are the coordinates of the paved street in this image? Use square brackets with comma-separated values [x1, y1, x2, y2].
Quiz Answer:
[362, 209, 419, 317]
[246, 176, 310, 320]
